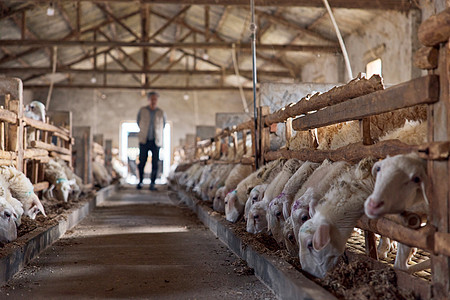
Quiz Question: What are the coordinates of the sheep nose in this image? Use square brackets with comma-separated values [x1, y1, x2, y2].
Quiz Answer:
[368, 198, 384, 209]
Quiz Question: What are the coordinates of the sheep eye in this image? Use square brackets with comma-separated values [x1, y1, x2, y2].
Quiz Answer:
[288, 234, 295, 242]
[307, 241, 313, 249]
[276, 211, 281, 217]
[413, 176, 421, 183]
[254, 215, 259, 219]
[224, 201, 228, 204]
[253, 196, 258, 201]
[376, 166, 381, 172]
[4, 211, 11, 218]
[301, 215, 309, 222]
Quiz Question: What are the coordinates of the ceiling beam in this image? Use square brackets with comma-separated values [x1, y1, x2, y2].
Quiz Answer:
[0, 40, 340, 52]
[23, 84, 253, 91]
[26, 1, 418, 10]
[0, 66, 292, 77]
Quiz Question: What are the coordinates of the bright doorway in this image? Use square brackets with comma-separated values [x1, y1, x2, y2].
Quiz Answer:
[120, 121, 171, 184]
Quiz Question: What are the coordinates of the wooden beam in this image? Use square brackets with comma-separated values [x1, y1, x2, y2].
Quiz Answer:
[266, 75, 384, 126]
[24, 84, 253, 91]
[30, 140, 71, 155]
[95, 4, 140, 40]
[148, 6, 191, 41]
[204, 6, 210, 42]
[149, 31, 193, 68]
[0, 66, 292, 77]
[418, 7, 450, 47]
[28, 1, 418, 10]
[0, 40, 340, 52]
[292, 75, 439, 131]
[97, 29, 142, 68]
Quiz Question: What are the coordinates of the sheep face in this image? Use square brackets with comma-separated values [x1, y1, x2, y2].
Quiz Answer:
[55, 181, 72, 202]
[267, 197, 285, 247]
[213, 186, 226, 213]
[23, 194, 46, 219]
[244, 185, 265, 220]
[283, 218, 298, 256]
[0, 207, 17, 243]
[246, 201, 268, 234]
[224, 190, 242, 223]
[291, 198, 311, 243]
[298, 217, 339, 278]
[365, 154, 427, 219]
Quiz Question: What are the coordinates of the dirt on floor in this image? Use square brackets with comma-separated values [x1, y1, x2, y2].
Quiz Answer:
[188, 191, 420, 300]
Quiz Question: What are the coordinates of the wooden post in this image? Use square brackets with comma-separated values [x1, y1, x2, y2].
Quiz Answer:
[7, 99, 23, 172]
[242, 130, 247, 155]
[48, 110, 73, 167]
[258, 106, 270, 167]
[232, 131, 238, 158]
[361, 117, 378, 260]
[105, 139, 112, 173]
[73, 126, 92, 184]
[93, 133, 104, 146]
[428, 37, 450, 298]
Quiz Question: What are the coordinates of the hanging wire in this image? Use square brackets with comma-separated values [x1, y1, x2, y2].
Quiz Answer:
[250, 0, 258, 168]
[322, 0, 353, 81]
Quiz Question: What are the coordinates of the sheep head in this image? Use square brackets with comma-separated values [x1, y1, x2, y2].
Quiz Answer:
[267, 196, 285, 247]
[0, 202, 17, 243]
[24, 100, 46, 121]
[283, 217, 298, 256]
[291, 195, 312, 243]
[213, 186, 226, 213]
[246, 201, 268, 234]
[224, 190, 242, 223]
[54, 179, 72, 202]
[23, 193, 46, 219]
[244, 184, 266, 220]
[298, 214, 340, 279]
[365, 153, 427, 219]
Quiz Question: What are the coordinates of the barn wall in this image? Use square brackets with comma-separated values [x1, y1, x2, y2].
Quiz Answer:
[301, 10, 421, 84]
[28, 88, 246, 159]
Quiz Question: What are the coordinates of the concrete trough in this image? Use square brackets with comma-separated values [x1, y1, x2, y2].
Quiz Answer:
[0, 185, 117, 285]
[175, 187, 336, 300]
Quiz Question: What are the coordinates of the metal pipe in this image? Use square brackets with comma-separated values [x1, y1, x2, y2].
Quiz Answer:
[250, 0, 258, 169]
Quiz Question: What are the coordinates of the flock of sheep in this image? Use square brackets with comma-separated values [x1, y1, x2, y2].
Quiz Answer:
[0, 101, 116, 245]
[170, 110, 429, 279]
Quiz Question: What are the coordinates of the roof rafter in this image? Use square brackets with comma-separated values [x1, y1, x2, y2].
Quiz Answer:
[25, 1, 418, 10]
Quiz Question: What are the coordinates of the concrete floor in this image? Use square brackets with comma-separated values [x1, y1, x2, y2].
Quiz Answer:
[0, 186, 276, 300]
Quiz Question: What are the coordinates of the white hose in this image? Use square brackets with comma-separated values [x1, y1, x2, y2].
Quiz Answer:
[231, 43, 249, 113]
[322, 0, 353, 81]
[46, 46, 58, 110]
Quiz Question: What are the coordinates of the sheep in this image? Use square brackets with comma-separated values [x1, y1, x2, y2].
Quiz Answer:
[24, 100, 46, 146]
[92, 160, 112, 188]
[44, 159, 74, 202]
[0, 166, 46, 221]
[290, 160, 349, 243]
[55, 158, 83, 200]
[207, 164, 235, 201]
[246, 159, 301, 233]
[185, 164, 206, 192]
[364, 152, 430, 272]
[288, 130, 315, 150]
[214, 164, 253, 212]
[225, 159, 285, 223]
[0, 176, 23, 226]
[283, 217, 298, 257]
[244, 184, 267, 221]
[177, 163, 202, 186]
[298, 157, 375, 278]
[193, 164, 214, 196]
[0, 197, 17, 243]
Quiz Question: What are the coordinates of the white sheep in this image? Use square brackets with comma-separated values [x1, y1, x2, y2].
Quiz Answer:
[283, 216, 298, 257]
[24, 100, 46, 146]
[364, 152, 430, 272]
[225, 159, 285, 223]
[298, 158, 375, 278]
[0, 166, 46, 221]
[177, 163, 201, 186]
[92, 160, 112, 187]
[290, 160, 349, 243]
[244, 184, 267, 221]
[185, 164, 206, 192]
[55, 158, 83, 200]
[193, 164, 214, 197]
[288, 130, 315, 150]
[214, 164, 253, 213]
[207, 164, 235, 201]
[246, 159, 301, 233]
[0, 197, 17, 243]
[44, 159, 74, 202]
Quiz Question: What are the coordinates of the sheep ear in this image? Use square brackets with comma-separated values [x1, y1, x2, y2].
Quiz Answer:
[313, 223, 331, 251]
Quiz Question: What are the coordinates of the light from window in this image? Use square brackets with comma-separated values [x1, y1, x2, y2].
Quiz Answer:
[366, 58, 382, 78]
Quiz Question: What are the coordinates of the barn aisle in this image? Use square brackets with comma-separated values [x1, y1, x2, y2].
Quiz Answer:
[0, 186, 276, 300]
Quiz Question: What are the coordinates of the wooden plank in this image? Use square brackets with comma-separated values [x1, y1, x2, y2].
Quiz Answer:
[413, 46, 439, 69]
[50, 151, 71, 162]
[7, 100, 23, 172]
[33, 181, 49, 192]
[418, 7, 450, 47]
[265, 75, 384, 126]
[30, 140, 71, 155]
[0, 150, 16, 159]
[356, 216, 435, 252]
[0, 108, 17, 124]
[23, 116, 69, 136]
[264, 140, 450, 163]
[24, 84, 254, 91]
[23, 148, 48, 159]
[0, 159, 16, 166]
[292, 75, 439, 131]
[73, 126, 92, 184]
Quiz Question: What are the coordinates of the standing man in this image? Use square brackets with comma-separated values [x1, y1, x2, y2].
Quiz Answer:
[137, 91, 166, 190]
